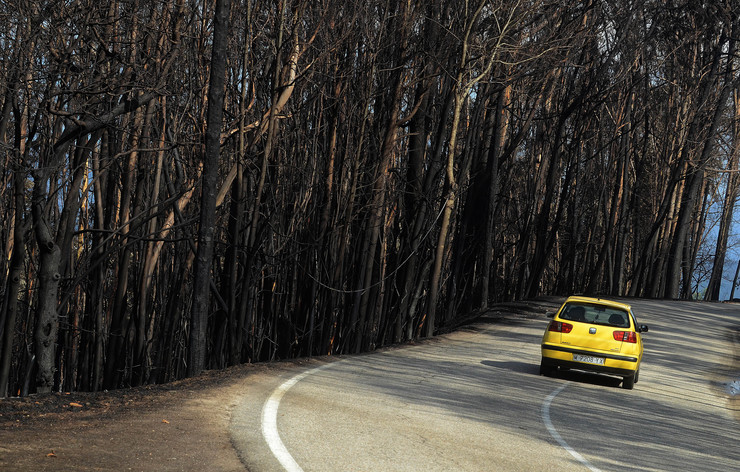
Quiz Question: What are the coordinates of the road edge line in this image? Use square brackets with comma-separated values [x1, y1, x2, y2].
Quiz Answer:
[542, 383, 602, 472]
[261, 363, 334, 472]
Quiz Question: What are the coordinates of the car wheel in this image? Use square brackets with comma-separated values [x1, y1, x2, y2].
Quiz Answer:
[634, 369, 640, 384]
[622, 374, 635, 390]
[540, 359, 556, 376]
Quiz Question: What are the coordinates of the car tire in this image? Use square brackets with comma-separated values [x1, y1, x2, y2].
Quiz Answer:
[540, 359, 556, 376]
[622, 374, 635, 389]
[634, 369, 640, 384]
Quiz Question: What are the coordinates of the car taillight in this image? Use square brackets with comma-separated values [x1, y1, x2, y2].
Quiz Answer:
[548, 321, 573, 333]
[613, 331, 637, 343]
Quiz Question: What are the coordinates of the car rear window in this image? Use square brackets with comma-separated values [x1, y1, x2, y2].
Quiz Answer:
[560, 303, 630, 328]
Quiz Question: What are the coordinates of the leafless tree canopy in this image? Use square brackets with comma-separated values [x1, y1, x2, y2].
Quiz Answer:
[1, 0, 738, 395]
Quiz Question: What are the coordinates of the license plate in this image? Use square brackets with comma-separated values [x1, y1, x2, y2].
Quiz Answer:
[573, 354, 605, 365]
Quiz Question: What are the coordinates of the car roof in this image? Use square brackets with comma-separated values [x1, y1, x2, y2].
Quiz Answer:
[563, 296, 632, 312]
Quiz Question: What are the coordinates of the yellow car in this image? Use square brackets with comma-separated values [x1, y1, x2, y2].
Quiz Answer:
[540, 296, 648, 389]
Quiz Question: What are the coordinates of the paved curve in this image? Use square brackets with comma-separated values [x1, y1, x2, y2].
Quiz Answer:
[230, 300, 739, 471]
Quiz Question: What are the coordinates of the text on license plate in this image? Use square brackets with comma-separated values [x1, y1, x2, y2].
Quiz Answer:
[573, 354, 605, 365]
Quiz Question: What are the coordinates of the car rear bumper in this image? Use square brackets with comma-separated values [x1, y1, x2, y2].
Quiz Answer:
[541, 344, 639, 377]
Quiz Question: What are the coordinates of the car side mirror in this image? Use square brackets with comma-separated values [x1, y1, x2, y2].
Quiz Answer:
[546, 312, 555, 318]
[638, 324, 649, 333]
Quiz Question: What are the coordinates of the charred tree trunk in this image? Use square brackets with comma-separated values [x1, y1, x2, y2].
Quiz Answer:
[189, 0, 231, 376]
[31, 175, 62, 393]
[0, 169, 26, 397]
[481, 83, 510, 308]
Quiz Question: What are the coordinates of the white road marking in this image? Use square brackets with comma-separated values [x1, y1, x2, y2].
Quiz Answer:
[265, 361, 601, 472]
[261, 363, 334, 472]
[542, 383, 602, 472]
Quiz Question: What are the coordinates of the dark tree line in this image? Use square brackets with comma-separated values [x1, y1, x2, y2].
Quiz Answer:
[1, 0, 738, 396]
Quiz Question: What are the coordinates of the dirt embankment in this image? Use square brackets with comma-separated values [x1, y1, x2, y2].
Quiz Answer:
[0, 364, 263, 471]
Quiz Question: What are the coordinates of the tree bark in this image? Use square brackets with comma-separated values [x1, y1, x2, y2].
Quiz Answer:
[31, 182, 62, 393]
[189, 0, 231, 377]
[481, 83, 511, 308]
[0, 170, 26, 397]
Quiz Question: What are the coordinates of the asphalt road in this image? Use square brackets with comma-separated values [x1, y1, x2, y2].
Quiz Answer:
[230, 300, 739, 471]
